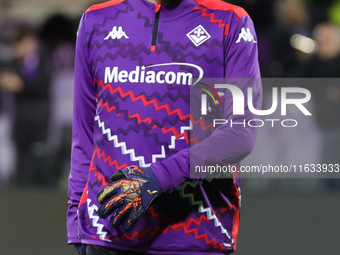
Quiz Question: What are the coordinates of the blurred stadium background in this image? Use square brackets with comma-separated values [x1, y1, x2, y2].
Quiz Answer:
[0, 0, 339, 254]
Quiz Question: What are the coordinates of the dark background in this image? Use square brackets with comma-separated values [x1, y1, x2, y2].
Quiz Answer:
[0, 0, 339, 254]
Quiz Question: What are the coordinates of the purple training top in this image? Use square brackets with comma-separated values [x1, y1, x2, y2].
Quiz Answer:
[67, 0, 262, 254]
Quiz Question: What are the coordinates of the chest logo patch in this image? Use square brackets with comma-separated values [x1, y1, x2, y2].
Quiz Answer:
[104, 26, 129, 40]
[186, 25, 211, 47]
[236, 27, 257, 44]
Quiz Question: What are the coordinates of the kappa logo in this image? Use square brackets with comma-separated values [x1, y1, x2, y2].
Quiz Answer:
[104, 26, 129, 40]
[236, 27, 257, 44]
[147, 190, 158, 195]
[187, 25, 211, 47]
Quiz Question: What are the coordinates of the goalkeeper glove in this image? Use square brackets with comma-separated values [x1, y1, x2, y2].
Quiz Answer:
[97, 165, 163, 231]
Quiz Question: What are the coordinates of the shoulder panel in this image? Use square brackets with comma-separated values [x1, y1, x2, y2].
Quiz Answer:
[85, 0, 126, 14]
[194, 0, 249, 20]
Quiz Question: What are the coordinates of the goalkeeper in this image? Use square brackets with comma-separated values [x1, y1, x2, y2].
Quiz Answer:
[67, 0, 262, 254]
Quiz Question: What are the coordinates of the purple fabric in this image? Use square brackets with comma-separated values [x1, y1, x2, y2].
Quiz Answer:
[67, 0, 261, 254]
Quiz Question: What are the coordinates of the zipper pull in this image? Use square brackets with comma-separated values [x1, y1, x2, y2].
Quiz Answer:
[151, 4, 161, 52]
[155, 3, 161, 13]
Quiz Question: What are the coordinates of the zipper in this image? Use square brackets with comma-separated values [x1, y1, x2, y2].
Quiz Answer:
[151, 4, 161, 52]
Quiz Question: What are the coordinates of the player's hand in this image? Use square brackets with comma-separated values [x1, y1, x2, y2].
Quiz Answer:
[97, 166, 163, 231]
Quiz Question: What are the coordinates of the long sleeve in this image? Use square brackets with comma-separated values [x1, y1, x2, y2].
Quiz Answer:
[66, 14, 96, 244]
[152, 14, 262, 191]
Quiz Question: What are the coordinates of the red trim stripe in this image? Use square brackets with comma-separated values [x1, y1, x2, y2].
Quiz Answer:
[85, 0, 126, 14]
[232, 180, 240, 250]
[194, 6, 230, 36]
[79, 182, 88, 206]
[155, 3, 161, 13]
[194, 0, 249, 20]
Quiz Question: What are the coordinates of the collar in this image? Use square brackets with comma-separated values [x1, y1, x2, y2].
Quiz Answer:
[128, 0, 195, 19]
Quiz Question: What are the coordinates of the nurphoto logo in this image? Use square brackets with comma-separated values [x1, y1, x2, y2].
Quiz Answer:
[199, 83, 312, 128]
